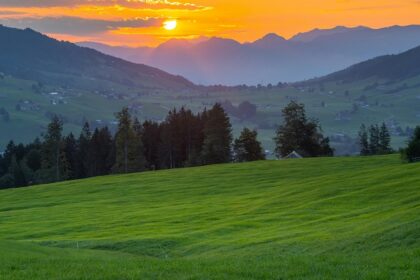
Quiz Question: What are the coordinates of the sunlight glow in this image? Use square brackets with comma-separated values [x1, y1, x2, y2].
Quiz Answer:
[163, 20, 177, 31]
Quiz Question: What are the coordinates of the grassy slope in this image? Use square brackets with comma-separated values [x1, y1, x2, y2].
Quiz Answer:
[0, 155, 419, 279]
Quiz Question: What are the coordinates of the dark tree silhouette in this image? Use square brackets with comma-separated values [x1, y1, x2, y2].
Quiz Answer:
[274, 101, 333, 158]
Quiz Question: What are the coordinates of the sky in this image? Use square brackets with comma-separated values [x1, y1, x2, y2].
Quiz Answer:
[0, 0, 420, 46]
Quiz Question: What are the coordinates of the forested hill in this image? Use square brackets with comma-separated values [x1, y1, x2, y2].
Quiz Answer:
[317, 45, 420, 82]
[0, 25, 194, 91]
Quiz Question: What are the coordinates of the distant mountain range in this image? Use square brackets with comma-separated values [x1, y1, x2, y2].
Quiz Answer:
[0, 25, 194, 92]
[79, 25, 420, 86]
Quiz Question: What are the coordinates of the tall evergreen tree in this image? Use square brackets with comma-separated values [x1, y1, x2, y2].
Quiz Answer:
[25, 138, 42, 173]
[358, 124, 370, 155]
[274, 101, 333, 158]
[0, 141, 16, 177]
[186, 110, 207, 166]
[402, 126, 420, 162]
[113, 108, 145, 173]
[233, 128, 265, 162]
[379, 123, 392, 154]
[89, 127, 114, 176]
[76, 122, 92, 178]
[64, 133, 78, 179]
[201, 103, 233, 164]
[41, 116, 68, 182]
[132, 118, 147, 171]
[9, 156, 25, 187]
[142, 120, 162, 170]
[159, 110, 181, 169]
[368, 125, 380, 155]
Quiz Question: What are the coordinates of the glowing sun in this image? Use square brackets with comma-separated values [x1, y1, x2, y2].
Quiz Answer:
[163, 20, 177, 31]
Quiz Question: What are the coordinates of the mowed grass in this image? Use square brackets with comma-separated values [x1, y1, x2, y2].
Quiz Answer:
[0, 155, 419, 279]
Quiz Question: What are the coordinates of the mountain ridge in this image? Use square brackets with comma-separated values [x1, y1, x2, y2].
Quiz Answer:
[0, 25, 194, 91]
[79, 25, 420, 85]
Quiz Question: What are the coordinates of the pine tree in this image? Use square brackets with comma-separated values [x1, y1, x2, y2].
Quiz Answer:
[10, 155, 26, 187]
[379, 123, 392, 154]
[402, 126, 420, 162]
[368, 125, 380, 155]
[76, 122, 92, 178]
[233, 128, 265, 162]
[201, 103, 233, 164]
[113, 108, 145, 173]
[142, 120, 162, 170]
[358, 124, 370, 155]
[159, 111, 179, 169]
[89, 127, 114, 176]
[64, 133, 78, 179]
[132, 118, 147, 171]
[41, 116, 68, 182]
[0, 141, 16, 177]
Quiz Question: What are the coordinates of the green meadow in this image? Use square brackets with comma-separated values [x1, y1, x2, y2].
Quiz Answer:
[0, 155, 419, 279]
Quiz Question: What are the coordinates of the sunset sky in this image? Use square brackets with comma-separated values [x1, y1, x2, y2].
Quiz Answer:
[0, 0, 420, 46]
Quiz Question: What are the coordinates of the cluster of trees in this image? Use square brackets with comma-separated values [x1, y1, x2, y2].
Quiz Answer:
[221, 100, 257, 120]
[358, 123, 392, 155]
[274, 101, 334, 158]
[10, 101, 410, 190]
[0, 104, 266, 189]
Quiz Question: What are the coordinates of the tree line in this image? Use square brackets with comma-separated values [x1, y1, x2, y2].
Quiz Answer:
[358, 123, 393, 156]
[0, 101, 336, 189]
[0, 104, 265, 189]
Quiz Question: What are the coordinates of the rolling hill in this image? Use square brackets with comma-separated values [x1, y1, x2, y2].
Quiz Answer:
[0, 155, 419, 279]
[0, 25, 194, 91]
[0, 25, 196, 149]
[318, 45, 420, 82]
[80, 25, 420, 85]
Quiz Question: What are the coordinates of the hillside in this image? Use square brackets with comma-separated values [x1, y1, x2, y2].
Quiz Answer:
[0, 25, 195, 149]
[0, 155, 419, 279]
[0, 25, 193, 91]
[318, 45, 420, 82]
[80, 25, 420, 85]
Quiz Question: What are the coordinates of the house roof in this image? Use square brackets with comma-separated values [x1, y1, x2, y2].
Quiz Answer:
[285, 151, 303, 159]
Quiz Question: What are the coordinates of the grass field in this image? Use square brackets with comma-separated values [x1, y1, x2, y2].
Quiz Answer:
[0, 155, 420, 279]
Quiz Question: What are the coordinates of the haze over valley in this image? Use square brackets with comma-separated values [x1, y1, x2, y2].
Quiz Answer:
[80, 25, 420, 85]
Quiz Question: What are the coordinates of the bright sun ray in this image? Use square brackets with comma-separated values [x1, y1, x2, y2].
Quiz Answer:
[163, 20, 177, 31]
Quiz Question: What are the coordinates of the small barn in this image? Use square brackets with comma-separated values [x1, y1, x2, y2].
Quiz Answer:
[284, 151, 303, 159]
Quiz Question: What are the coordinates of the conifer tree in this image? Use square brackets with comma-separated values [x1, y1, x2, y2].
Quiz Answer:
[233, 128, 265, 162]
[379, 123, 392, 154]
[89, 127, 114, 176]
[142, 120, 162, 170]
[77, 122, 92, 178]
[368, 125, 380, 155]
[358, 124, 370, 155]
[132, 118, 147, 171]
[201, 103, 233, 164]
[113, 108, 145, 173]
[41, 116, 68, 182]
[64, 133, 78, 179]
[402, 126, 420, 162]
